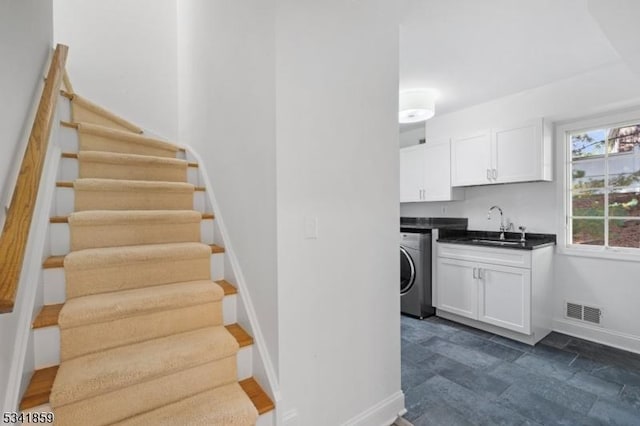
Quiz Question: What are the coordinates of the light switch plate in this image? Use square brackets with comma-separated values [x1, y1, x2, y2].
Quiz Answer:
[304, 216, 318, 239]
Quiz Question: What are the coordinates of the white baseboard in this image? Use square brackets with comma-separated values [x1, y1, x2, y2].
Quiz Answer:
[341, 391, 405, 426]
[553, 318, 640, 354]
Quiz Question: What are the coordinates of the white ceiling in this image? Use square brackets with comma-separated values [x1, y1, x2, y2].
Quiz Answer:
[399, 0, 625, 117]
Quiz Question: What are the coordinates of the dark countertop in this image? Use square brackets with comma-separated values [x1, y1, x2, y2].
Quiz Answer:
[437, 229, 556, 250]
[400, 217, 468, 233]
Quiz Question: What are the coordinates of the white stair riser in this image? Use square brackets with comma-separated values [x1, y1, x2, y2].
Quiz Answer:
[55, 187, 74, 216]
[50, 223, 70, 256]
[201, 219, 214, 244]
[223, 295, 237, 325]
[58, 126, 78, 152]
[59, 96, 71, 122]
[55, 187, 208, 215]
[256, 411, 275, 426]
[47, 219, 214, 256]
[237, 346, 252, 381]
[32, 325, 249, 374]
[43, 269, 65, 304]
[210, 253, 224, 281]
[33, 327, 59, 369]
[58, 157, 78, 181]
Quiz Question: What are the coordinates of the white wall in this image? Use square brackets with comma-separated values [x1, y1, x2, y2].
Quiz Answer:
[53, 0, 179, 139]
[399, 124, 424, 148]
[0, 0, 53, 409]
[176, 0, 279, 381]
[276, 1, 402, 424]
[401, 60, 640, 352]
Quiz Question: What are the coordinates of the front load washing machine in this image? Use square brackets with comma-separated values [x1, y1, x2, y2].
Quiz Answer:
[400, 231, 434, 318]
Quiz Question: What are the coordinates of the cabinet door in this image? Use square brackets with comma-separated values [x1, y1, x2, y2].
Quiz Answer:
[492, 119, 543, 183]
[435, 257, 478, 319]
[400, 145, 424, 202]
[477, 263, 531, 334]
[451, 131, 492, 186]
[423, 140, 452, 201]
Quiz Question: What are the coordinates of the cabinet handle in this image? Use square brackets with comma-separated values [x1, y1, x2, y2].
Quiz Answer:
[492, 169, 497, 179]
[473, 267, 477, 279]
[478, 268, 484, 279]
[486, 169, 491, 181]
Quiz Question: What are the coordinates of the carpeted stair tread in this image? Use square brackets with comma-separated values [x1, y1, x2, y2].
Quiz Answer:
[112, 383, 258, 426]
[68, 210, 202, 250]
[51, 211, 214, 224]
[77, 151, 188, 182]
[69, 94, 143, 134]
[68, 209, 202, 226]
[76, 122, 178, 158]
[64, 242, 210, 270]
[73, 178, 195, 211]
[74, 178, 194, 193]
[63, 242, 212, 298]
[43, 243, 220, 269]
[59, 280, 223, 329]
[50, 326, 239, 407]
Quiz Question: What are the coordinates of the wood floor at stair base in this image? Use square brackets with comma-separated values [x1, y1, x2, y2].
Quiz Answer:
[61, 301, 222, 361]
[52, 357, 237, 426]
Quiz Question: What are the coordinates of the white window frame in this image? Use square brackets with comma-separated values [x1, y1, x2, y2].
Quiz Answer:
[556, 107, 640, 262]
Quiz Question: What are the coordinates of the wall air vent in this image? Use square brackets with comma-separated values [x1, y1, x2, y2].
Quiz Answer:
[566, 302, 582, 320]
[565, 302, 602, 325]
[583, 305, 602, 324]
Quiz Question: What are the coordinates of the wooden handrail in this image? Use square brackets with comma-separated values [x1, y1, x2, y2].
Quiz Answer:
[0, 44, 68, 313]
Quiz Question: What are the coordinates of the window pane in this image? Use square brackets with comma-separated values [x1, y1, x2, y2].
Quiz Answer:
[609, 219, 640, 248]
[572, 158, 605, 190]
[609, 189, 640, 217]
[572, 129, 606, 159]
[572, 219, 604, 245]
[608, 124, 640, 154]
[572, 191, 604, 216]
[608, 153, 640, 188]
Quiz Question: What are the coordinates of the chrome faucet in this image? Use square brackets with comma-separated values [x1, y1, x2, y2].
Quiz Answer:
[487, 205, 513, 240]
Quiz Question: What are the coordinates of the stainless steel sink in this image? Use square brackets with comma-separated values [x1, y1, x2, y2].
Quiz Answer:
[471, 239, 523, 246]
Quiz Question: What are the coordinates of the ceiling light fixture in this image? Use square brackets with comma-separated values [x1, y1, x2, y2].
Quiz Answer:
[399, 89, 436, 123]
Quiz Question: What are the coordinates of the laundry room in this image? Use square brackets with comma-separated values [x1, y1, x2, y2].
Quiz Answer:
[397, 0, 640, 424]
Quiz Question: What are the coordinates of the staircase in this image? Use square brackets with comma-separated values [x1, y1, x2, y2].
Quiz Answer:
[19, 90, 274, 425]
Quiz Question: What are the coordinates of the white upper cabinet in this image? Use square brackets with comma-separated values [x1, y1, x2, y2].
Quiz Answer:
[451, 130, 492, 186]
[399, 144, 424, 202]
[400, 139, 464, 203]
[451, 118, 552, 187]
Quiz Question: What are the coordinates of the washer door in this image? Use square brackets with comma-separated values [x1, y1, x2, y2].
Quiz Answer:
[400, 246, 415, 295]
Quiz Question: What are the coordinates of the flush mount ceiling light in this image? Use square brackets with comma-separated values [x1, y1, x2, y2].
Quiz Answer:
[399, 89, 436, 123]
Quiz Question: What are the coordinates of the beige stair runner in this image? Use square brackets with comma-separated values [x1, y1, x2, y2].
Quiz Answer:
[76, 122, 178, 157]
[48, 118, 258, 425]
[68, 210, 201, 250]
[78, 151, 188, 182]
[73, 178, 194, 211]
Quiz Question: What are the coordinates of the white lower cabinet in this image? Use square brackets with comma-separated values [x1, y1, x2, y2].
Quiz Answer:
[477, 263, 531, 334]
[435, 243, 553, 344]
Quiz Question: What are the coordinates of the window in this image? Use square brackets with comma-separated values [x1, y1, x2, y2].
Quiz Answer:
[568, 121, 640, 250]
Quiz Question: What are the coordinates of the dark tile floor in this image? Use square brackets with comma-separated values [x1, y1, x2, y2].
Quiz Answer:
[401, 315, 640, 426]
